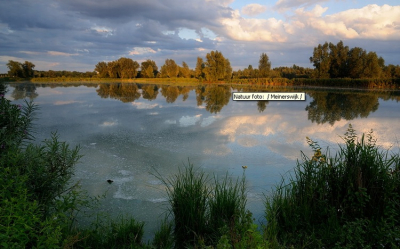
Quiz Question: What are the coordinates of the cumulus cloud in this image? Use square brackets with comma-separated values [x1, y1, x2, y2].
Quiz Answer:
[241, 4, 267, 16]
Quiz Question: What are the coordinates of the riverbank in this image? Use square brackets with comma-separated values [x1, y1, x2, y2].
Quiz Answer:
[22, 76, 400, 90]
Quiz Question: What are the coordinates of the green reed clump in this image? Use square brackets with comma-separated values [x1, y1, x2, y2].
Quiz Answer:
[155, 161, 256, 248]
[73, 216, 146, 249]
[265, 124, 400, 248]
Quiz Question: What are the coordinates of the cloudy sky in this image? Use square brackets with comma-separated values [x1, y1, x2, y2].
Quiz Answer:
[0, 0, 399, 73]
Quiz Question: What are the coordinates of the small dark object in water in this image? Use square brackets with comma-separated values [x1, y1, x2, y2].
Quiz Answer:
[107, 179, 113, 184]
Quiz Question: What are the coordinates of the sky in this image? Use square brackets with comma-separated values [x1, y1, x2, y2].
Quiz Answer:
[0, 0, 399, 73]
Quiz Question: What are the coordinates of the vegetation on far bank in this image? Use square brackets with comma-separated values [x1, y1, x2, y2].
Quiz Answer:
[3, 40, 400, 89]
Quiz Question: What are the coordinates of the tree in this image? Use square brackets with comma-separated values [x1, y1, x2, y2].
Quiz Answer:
[310, 42, 331, 78]
[224, 59, 232, 81]
[7, 60, 23, 77]
[179, 61, 191, 78]
[95, 62, 109, 78]
[347, 47, 366, 78]
[258, 53, 271, 77]
[144, 65, 154, 78]
[22, 61, 35, 78]
[107, 61, 120, 78]
[362, 52, 381, 78]
[204, 50, 228, 81]
[160, 59, 179, 78]
[117, 57, 139, 79]
[195, 57, 205, 79]
[141, 60, 158, 78]
[328, 41, 348, 78]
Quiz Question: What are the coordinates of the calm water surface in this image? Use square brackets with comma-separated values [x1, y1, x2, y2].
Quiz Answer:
[6, 82, 400, 240]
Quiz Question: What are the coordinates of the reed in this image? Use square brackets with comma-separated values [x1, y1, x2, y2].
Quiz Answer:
[265, 124, 400, 247]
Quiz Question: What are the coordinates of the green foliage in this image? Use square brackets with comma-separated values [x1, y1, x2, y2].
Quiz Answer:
[265, 124, 400, 247]
[154, 161, 263, 248]
[204, 51, 232, 81]
[141, 60, 158, 78]
[0, 83, 88, 248]
[160, 59, 179, 78]
[6, 60, 36, 78]
[258, 53, 271, 77]
[74, 216, 145, 248]
[310, 41, 385, 79]
[152, 216, 174, 249]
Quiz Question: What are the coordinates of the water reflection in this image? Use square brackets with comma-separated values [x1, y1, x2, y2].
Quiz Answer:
[10, 83, 39, 100]
[305, 92, 379, 125]
[97, 83, 141, 103]
[6, 82, 400, 126]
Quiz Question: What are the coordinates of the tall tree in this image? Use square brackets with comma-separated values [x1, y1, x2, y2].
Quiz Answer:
[160, 59, 179, 78]
[204, 50, 228, 81]
[141, 60, 158, 78]
[347, 47, 366, 78]
[195, 57, 205, 79]
[179, 61, 191, 78]
[7, 60, 23, 77]
[258, 53, 271, 77]
[21, 61, 35, 78]
[117, 57, 139, 79]
[363, 52, 381, 78]
[328, 41, 348, 78]
[310, 42, 331, 78]
[95, 62, 109, 78]
[224, 59, 232, 81]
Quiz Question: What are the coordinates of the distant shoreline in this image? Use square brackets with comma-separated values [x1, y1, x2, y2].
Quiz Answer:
[2, 76, 400, 90]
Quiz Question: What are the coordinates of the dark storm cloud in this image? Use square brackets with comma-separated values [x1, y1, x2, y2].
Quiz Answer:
[59, 0, 232, 29]
[0, 0, 233, 72]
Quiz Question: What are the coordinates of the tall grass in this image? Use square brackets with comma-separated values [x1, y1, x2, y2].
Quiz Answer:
[265, 124, 400, 248]
[154, 161, 256, 248]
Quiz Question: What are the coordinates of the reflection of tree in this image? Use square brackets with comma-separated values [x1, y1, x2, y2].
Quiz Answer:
[161, 86, 179, 103]
[257, 101, 269, 113]
[179, 86, 190, 101]
[11, 83, 38, 100]
[141, 85, 159, 101]
[96, 83, 140, 103]
[204, 85, 231, 114]
[195, 85, 206, 106]
[306, 92, 379, 125]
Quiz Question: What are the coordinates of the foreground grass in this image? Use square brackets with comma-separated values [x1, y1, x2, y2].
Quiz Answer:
[265, 125, 400, 248]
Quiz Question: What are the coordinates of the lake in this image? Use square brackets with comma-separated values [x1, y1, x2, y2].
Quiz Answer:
[5, 82, 400, 240]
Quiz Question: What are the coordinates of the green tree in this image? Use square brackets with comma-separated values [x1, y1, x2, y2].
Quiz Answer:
[21, 61, 35, 78]
[328, 41, 348, 78]
[95, 61, 109, 78]
[225, 59, 232, 80]
[258, 53, 271, 77]
[7, 60, 23, 77]
[117, 57, 139, 79]
[204, 51, 228, 81]
[310, 42, 331, 78]
[195, 57, 205, 79]
[141, 60, 158, 78]
[179, 61, 191, 78]
[160, 59, 179, 78]
[363, 52, 381, 78]
[107, 61, 120, 78]
[347, 47, 366, 78]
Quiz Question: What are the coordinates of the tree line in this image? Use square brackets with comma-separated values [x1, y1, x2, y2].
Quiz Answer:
[310, 40, 400, 79]
[5, 41, 400, 80]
